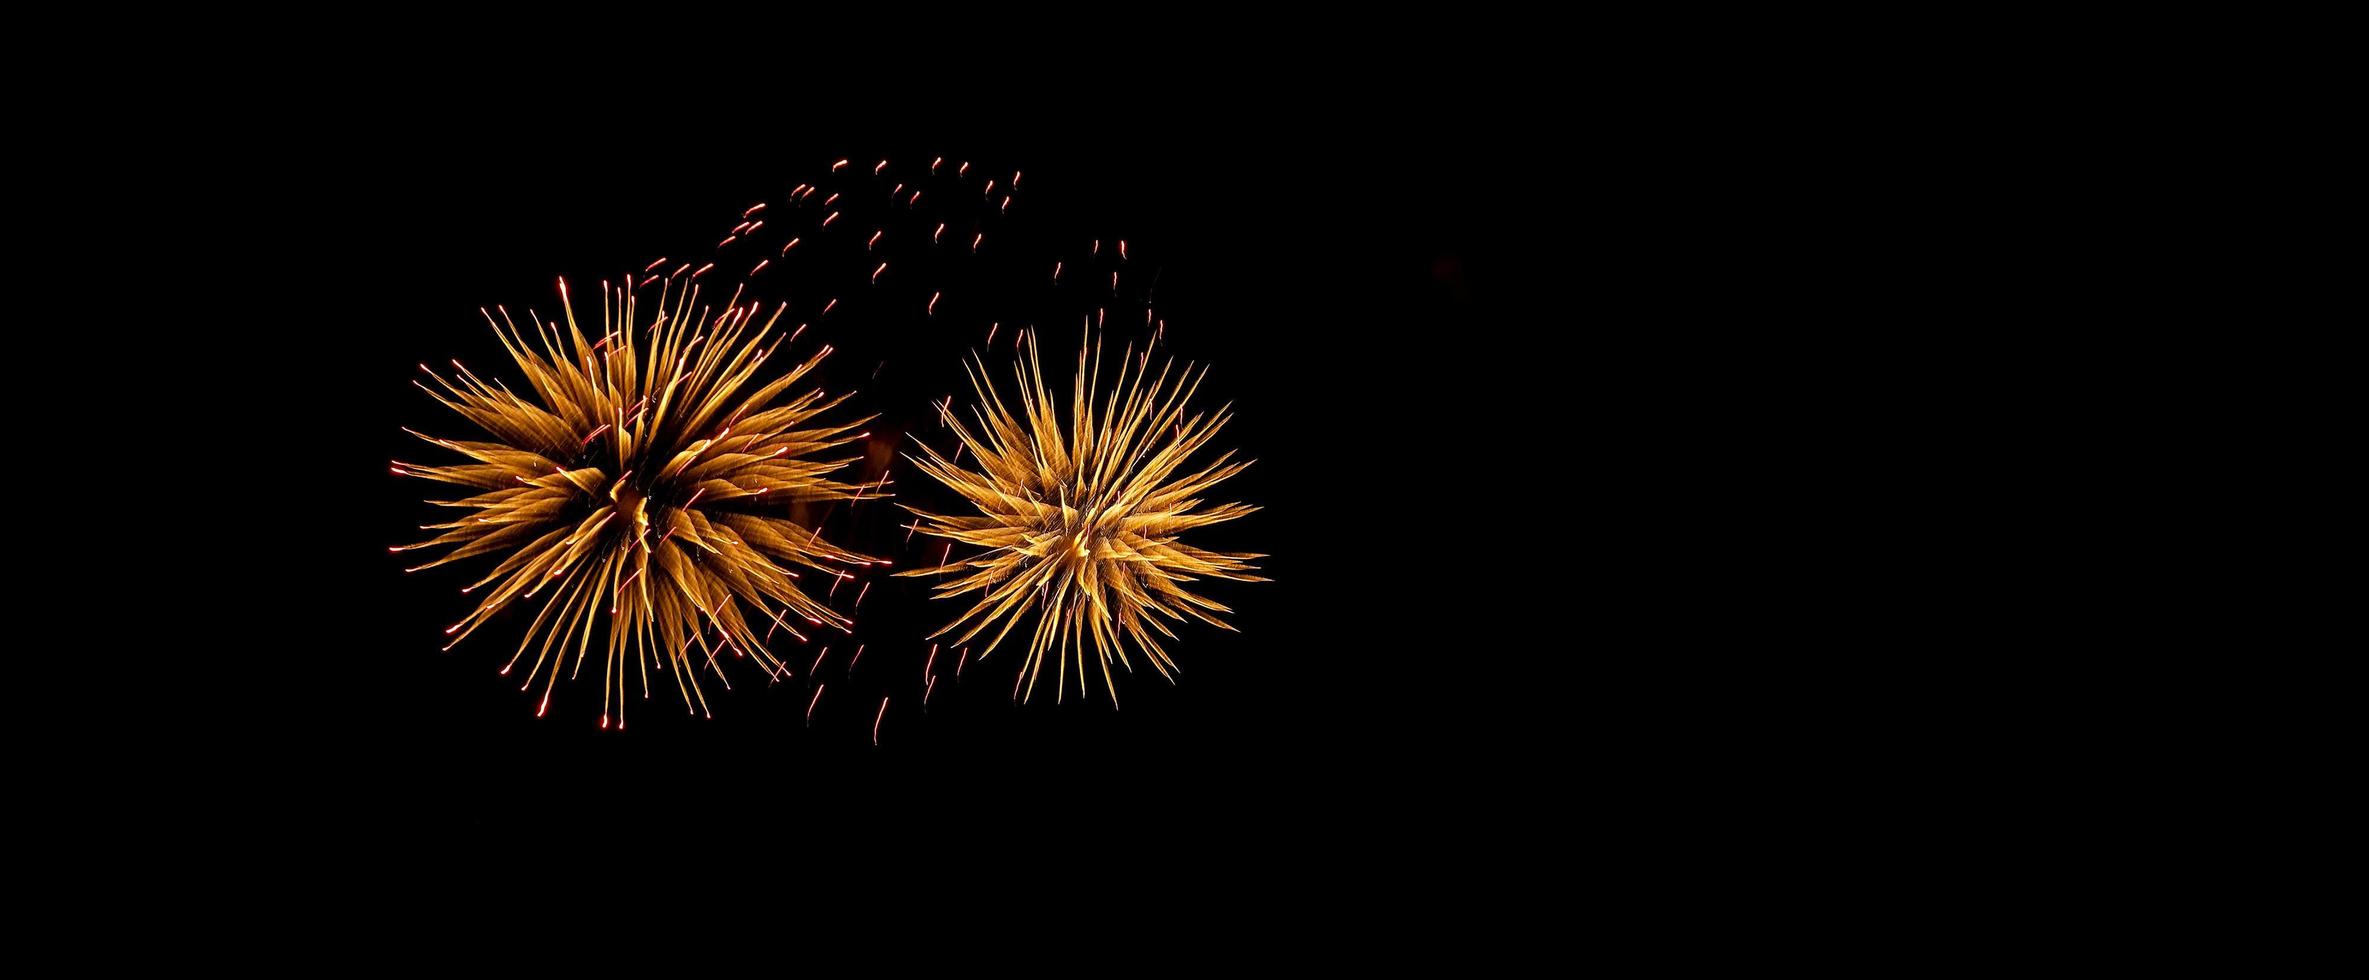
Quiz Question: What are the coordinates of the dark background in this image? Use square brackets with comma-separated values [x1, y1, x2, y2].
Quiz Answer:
[71, 43, 2091, 943]
[74, 36, 2046, 930]
[223, 93, 1495, 851]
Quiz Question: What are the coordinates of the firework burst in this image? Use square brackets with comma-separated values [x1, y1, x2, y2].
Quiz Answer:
[393, 278, 885, 726]
[899, 330, 1266, 706]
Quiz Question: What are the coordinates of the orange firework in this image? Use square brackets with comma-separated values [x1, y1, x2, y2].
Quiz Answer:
[899, 331, 1267, 706]
[393, 278, 884, 726]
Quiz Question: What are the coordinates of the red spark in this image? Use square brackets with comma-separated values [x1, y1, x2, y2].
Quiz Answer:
[808, 684, 824, 725]
[872, 697, 888, 745]
[643, 257, 668, 273]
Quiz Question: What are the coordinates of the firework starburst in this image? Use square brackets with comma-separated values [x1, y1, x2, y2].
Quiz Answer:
[394, 278, 884, 726]
[899, 331, 1266, 706]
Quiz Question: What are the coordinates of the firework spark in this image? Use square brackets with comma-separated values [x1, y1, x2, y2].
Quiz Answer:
[899, 331, 1266, 706]
[394, 278, 883, 726]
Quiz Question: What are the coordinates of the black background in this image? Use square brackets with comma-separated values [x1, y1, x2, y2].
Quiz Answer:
[223, 92, 1497, 851]
[66, 33, 2049, 934]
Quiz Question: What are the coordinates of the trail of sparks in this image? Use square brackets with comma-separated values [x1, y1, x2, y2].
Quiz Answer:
[395, 277, 885, 724]
[899, 330, 1267, 706]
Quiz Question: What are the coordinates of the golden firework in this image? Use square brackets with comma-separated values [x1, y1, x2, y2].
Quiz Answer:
[900, 331, 1266, 706]
[393, 278, 883, 726]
